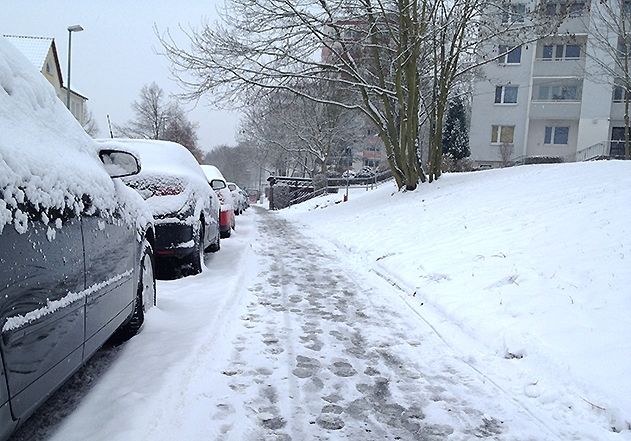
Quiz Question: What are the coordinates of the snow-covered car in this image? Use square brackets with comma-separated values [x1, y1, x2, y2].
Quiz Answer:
[0, 37, 156, 441]
[97, 139, 221, 277]
[240, 189, 250, 209]
[354, 166, 378, 184]
[201, 165, 236, 238]
[227, 182, 247, 215]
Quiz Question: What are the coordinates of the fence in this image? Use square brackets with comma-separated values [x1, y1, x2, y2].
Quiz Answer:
[510, 140, 627, 166]
[267, 170, 394, 210]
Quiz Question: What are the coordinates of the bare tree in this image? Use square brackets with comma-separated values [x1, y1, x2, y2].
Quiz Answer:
[239, 82, 362, 177]
[159, 0, 562, 190]
[116, 82, 203, 160]
[239, 94, 296, 176]
[163, 103, 204, 161]
[203, 143, 258, 187]
[499, 142, 514, 167]
[116, 82, 170, 140]
[82, 106, 99, 137]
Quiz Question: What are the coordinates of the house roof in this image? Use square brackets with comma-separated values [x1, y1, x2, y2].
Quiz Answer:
[60, 86, 88, 101]
[2, 34, 86, 101]
[2, 35, 53, 71]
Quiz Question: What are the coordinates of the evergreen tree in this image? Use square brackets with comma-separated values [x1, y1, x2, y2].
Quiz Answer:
[442, 96, 470, 161]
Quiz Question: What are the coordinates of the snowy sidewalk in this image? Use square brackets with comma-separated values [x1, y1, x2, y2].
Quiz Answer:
[183, 208, 555, 440]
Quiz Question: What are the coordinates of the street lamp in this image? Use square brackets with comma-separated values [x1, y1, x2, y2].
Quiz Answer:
[66, 24, 84, 110]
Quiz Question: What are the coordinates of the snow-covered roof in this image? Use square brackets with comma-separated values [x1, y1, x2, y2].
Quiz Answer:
[2, 34, 53, 71]
[200, 164, 226, 182]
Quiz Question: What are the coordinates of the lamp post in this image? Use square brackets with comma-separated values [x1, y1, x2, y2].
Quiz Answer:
[66, 24, 84, 110]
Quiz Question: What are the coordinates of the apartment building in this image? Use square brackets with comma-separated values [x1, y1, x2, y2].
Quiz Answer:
[470, 1, 628, 168]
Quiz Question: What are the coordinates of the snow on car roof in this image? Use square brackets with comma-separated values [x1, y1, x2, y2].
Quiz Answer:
[96, 139, 213, 222]
[200, 164, 226, 182]
[96, 139, 207, 183]
[0, 36, 146, 234]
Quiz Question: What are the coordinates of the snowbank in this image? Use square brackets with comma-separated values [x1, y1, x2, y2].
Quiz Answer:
[282, 161, 631, 434]
[0, 37, 149, 235]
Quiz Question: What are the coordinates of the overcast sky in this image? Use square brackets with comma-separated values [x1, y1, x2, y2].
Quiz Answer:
[1, 0, 239, 152]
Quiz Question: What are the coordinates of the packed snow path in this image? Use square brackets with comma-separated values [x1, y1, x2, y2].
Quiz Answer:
[12, 207, 562, 441]
[202, 208, 557, 441]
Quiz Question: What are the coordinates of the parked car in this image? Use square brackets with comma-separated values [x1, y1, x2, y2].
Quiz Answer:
[240, 189, 250, 209]
[201, 165, 236, 238]
[0, 37, 155, 441]
[227, 182, 247, 215]
[96, 139, 221, 278]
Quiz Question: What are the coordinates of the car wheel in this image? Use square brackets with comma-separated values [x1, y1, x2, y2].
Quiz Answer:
[220, 229, 231, 238]
[111, 239, 155, 343]
[207, 231, 220, 252]
[187, 224, 204, 276]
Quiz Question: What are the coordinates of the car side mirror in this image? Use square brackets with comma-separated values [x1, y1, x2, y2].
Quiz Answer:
[210, 179, 226, 190]
[99, 149, 141, 178]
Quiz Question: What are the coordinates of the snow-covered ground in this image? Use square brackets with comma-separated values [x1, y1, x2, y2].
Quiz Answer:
[11, 162, 630, 441]
[282, 161, 631, 438]
[11, 216, 260, 441]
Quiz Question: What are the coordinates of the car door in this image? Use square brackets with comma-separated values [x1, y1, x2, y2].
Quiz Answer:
[81, 206, 138, 358]
[0, 209, 85, 419]
[0, 351, 17, 440]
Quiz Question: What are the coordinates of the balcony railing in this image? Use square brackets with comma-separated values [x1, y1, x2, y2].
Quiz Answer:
[509, 141, 628, 166]
[570, 140, 629, 161]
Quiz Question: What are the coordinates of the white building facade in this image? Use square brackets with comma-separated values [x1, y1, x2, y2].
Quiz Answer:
[470, 1, 628, 168]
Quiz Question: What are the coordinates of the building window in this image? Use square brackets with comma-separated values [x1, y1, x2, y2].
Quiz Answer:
[495, 85, 518, 104]
[568, 2, 586, 16]
[502, 3, 526, 23]
[544, 126, 569, 144]
[45, 62, 51, 74]
[491, 125, 515, 144]
[541, 44, 581, 60]
[543, 1, 585, 16]
[498, 45, 522, 64]
[613, 85, 630, 103]
[535, 81, 581, 101]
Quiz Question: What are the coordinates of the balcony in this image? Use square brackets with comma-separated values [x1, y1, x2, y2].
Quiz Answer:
[556, 16, 589, 35]
[532, 59, 585, 78]
[529, 100, 581, 119]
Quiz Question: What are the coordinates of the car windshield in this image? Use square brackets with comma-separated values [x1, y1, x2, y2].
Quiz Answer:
[125, 175, 186, 200]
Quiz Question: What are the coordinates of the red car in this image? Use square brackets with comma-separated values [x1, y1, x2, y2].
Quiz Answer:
[201, 165, 236, 238]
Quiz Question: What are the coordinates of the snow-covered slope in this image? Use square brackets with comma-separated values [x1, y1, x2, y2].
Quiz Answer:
[282, 161, 631, 434]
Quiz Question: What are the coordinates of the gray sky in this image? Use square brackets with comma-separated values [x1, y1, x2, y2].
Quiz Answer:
[1, 0, 239, 151]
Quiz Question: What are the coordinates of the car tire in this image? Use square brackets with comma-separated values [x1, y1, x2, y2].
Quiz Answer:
[111, 239, 155, 343]
[207, 231, 220, 252]
[187, 224, 204, 276]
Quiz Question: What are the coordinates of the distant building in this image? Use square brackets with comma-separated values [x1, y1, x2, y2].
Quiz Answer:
[3, 34, 87, 125]
[351, 125, 387, 170]
[469, 1, 629, 168]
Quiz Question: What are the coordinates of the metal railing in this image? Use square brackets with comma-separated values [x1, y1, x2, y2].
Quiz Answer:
[507, 140, 628, 166]
[268, 169, 394, 210]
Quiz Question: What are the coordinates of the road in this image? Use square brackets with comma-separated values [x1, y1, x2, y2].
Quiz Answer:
[11, 207, 554, 441]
